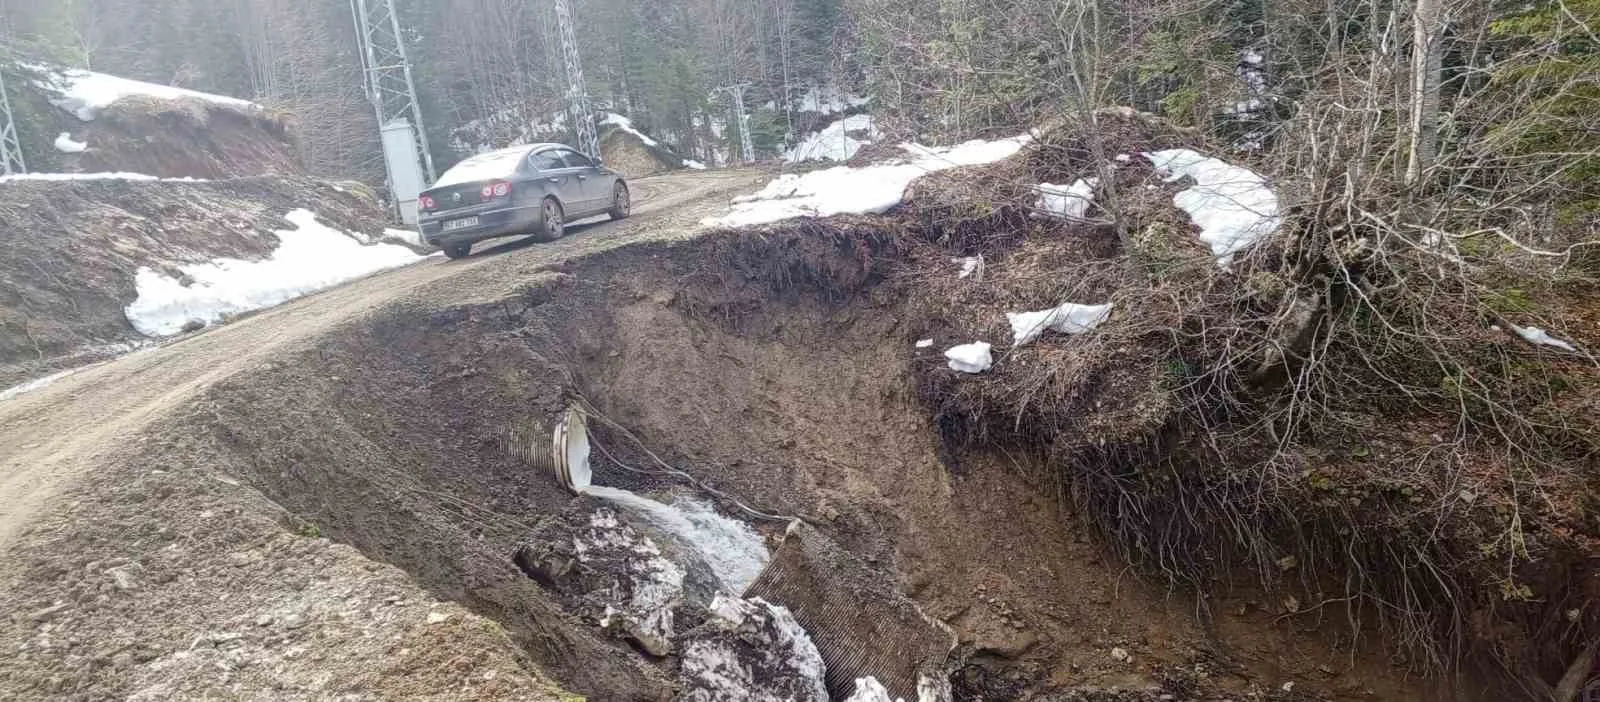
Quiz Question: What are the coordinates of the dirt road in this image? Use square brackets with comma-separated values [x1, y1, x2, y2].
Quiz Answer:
[0, 167, 760, 558]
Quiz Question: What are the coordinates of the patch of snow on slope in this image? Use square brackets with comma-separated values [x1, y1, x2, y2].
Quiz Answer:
[54, 132, 88, 153]
[705, 134, 1031, 228]
[786, 114, 880, 163]
[794, 86, 871, 116]
[945, 342, 993, 374]
[1515, 325, 1577, 352]
[41, 67, 260, 121]
[0, 172, 206, 183]
[125, 209, 423, 336]
[679, 594, 828, 702]
[602, 112, 701, 169]
[0, 369, 80, 402]
[1035, 179, 1097, 220]
[1143, 149, 1281, 267]
[1008, 302, 1113, 347]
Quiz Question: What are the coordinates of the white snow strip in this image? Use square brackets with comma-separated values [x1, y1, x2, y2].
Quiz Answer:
[0, 172, 207, 183]
[1143, 149, 1281, 268]
[0, 369, 80, 402]
[845, 676, 902, 702]
[384, 227, 427, 249]
[683, 159, 708, 170]
[915, 339, 935, 349]
[956, 255, 982, 279]
[601, 112, 662, 149]
[124, 209, 424, 337]
[945, 342, 993, 374]
[1035, 178, 1097, 220]
[1514, 326, 1577, 352]
[54, 132, 88, 154]
[40, 66, 260, 121]
[1007, 302, 1114, 347]
[705, 134, 1031, 228]
[786, 114, 880, 164]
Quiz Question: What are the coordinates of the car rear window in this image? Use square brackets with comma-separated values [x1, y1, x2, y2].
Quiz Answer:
[432, 149, 526, 187]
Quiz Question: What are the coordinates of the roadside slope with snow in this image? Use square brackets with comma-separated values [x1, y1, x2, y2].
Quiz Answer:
[0, 176, 405, 389]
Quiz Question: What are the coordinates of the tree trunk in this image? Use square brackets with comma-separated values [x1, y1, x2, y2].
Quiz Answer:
[1406, 0, 1443, 186]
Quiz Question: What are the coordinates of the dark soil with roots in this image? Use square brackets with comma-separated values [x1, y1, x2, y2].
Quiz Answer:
[99, 211, 1452, 700]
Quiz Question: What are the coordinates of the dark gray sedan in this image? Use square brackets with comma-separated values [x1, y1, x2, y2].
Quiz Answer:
[417, 143, 631, 259]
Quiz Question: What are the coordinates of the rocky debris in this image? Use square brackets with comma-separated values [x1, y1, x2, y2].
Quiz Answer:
[677, 594, 829, 702]
[514, 503, 687, 656]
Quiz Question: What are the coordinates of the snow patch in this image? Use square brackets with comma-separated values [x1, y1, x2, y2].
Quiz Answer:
[786, 114, 880, 164]
[54, 132, 88, 154]
[794, 86, 870, 116]
[705, 134, 1031, 228]
[684, 159, 708, 170]
[40, 66, 260, 121]
[0, 172, 206, 183]
[956, 255, 982, 280]
[1007, 302, 1113, 347]
[1515, 326, 1577, 352]
[915, 339, 935, 349]
[124, 209, 423, 337]
[1143, 149, 1281, 268]
[679, 594, 829, 702]
[945, 342, 993, 374]
[384, 227, 427, 249]
[0, 369, 80, 402]
[1035, 179, 1097, 220]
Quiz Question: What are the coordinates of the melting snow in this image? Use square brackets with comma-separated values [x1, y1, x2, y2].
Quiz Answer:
[1007, 302, 1114, 347]
[915, 339, 935, 349]
[956, 255, 982, 279]
[1515, 326, 1578, 352]
[1143, 149, 1281, 268]
[41, 66, 260, 121]
[54, 132, 88, 153]
[0, 172, 205, 183]
[786, 114, 880, 164]
[602, 112, 702, 170]
[945, 342, 993, 374]
[680, 595, 829, 702]
[1035, 179, 1097, 220]
[794, 86, 871, 116]
[0, 369, 80, 402]
[124, 209, 424, 336]
[705, 134, 1031, 228]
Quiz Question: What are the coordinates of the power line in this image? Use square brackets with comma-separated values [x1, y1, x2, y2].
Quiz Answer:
[553, 0, 601, 164]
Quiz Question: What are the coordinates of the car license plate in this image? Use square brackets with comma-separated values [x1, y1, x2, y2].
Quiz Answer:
[442, 216, 479, 232]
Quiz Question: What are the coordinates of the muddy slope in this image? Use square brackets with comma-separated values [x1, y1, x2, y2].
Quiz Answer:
[105, 223, 1434, 700]
[65, 97, 304, 179]
[0, 176, 399, 388]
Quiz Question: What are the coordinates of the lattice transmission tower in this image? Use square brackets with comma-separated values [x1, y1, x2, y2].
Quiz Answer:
[0, 64, 26, 175]
[351, 0, 435, 221]
[553, 0, 601, 163]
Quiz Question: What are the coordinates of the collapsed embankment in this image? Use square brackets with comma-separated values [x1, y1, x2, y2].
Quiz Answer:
[3, 115, 1591, 700]
[73, 216, 1462, 700]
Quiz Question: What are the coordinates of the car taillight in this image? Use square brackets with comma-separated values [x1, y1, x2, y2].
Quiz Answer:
[481, 181, 512, 199]
[419, 195, 436, 210]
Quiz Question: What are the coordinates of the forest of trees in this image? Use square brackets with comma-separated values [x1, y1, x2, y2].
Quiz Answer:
[0, 0, 1594, 220]
[0, 0, 854, 182]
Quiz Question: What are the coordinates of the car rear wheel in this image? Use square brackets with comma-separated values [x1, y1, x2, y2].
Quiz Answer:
[608, 182, 631, 220]
[443, 243, 472, 260]
[540, 198, 566, 240]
